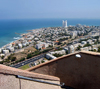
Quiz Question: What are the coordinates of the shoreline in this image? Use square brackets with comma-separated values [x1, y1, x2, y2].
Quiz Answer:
[0, 28, 42, 49]
[0, 18, 100, 48]
[0, 31, 31, 49]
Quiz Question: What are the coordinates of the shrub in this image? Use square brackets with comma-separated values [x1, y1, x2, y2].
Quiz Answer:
[1, 56, 4, 59]
[83, 43, 92, 47]
[27, 53, 33, 59]
[0, 61, 4, 64]
[11, 57, 16, 62]
[53, 53, 63, 57]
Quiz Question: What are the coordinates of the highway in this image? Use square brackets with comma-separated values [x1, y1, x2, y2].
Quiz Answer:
[11, 54, 45, 68]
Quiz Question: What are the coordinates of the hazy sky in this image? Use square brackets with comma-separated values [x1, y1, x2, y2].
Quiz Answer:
[0, 0, 100, 19]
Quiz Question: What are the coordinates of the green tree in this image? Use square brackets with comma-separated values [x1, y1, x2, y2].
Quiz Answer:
[11, 57, 16, 62]
[76, 45, 82, 51]
[53, 53, 63, 57]
[83, 43, 92, 47]
[98, 47, 100, 52]
[1, 56, 4, 59]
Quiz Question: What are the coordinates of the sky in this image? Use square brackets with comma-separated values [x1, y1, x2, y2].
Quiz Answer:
[0, 0, 100, 19]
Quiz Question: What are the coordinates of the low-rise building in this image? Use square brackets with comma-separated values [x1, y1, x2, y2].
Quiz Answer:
[87, 39, 92, 44]
[70, 31, 77, 38]
[80, 47, 89, 51]
[34, 38, 39, 41]
[0, 54, 5, 57]
[46, 53, 57, 59]
[88, 46, 92, 50]
[22, 43, 27, 47]
[63, 47, 68, 51]
[50, 50, 66, 55]
[68, 45, 75, 54]
[18, 44, 23, 49]
[81, 41, 87, 45]
[92, 39, 97, 42]
[0, 49, 2, 53]
[92, 45, 97, 49]
[93, 48, 98, 51]
[3, 50, 9, 54]
[6, 47, 14, 52]
[14, 46, 19, 49]
[36, 42, 49, 50]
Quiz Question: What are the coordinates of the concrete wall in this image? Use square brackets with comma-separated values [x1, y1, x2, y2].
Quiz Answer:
[0, 64, 61, 89]
[28, 52, 100, 89]
[0, 74, 61, 89]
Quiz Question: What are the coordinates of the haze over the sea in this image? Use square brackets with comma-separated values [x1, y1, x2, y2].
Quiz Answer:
[0, 18, 100, 47]
[0, 0, 100, 47]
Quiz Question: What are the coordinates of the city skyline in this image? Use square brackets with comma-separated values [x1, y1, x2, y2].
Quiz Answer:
[0, 0, 100, 19]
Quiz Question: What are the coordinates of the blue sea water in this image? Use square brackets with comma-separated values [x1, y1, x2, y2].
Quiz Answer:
[0, 18, 100, 48]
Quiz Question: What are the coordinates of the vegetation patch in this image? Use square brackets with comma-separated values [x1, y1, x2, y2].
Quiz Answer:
[19, 64, 30, 70]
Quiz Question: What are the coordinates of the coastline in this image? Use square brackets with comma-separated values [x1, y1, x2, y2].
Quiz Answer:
[0, 28, 38, 49]
[0, 18, 100, 48]
[0, 32, 28, 49]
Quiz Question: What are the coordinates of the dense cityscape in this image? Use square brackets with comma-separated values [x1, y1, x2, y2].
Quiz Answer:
[0, 20, 100, 69]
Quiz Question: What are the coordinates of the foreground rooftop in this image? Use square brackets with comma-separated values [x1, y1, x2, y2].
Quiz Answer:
[27, 51, 100, 89]
[0, 51, 100, 89]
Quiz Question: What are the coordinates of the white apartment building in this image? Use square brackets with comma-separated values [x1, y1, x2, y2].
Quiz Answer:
[36, 42, 49, 50]
[18, 44, 23, 49]
[80, 47, 89, 51]
[70, 31, 77, 38]
[6, 47, 14, 52]
[50, 50, 66, 55]
[81, 41, 87, 45]
[46, 53, 57, 60]
[3, 50, 9, 54]
[68, 45, 75, 54]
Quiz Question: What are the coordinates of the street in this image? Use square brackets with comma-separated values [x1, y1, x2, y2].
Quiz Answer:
[11, 54, 44, 68]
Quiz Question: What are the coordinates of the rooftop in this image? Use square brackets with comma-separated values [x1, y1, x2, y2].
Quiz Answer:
[27, 51, 100, 89]
[0, 51, 100, 89]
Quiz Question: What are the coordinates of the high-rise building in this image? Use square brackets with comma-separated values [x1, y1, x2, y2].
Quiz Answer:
[62, 20, 67, 28]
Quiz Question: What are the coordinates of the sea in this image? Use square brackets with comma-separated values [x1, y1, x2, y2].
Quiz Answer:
[0, 18, 100, 48]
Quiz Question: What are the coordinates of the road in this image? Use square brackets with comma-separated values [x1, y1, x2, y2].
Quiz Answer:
[11, 54, 45, 68]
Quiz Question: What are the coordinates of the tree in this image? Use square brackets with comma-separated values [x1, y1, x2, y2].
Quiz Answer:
[83, 43, 92, 47]
[93, 49, 96, 52]
[0, 61, 3, 64]
[38, 48, 41, 51]
[98, 47, 100, 52]
[58, 42, 62, 45]
[48, 57, 52, 60]
[41, 60, 45, 63]
[27, 53, 33, 59]
[53, 53, 63, 57]
[1, 56, 4, 59]
[66, 50, 68, 54]
[76, 45, 82, 51]
[11, 57, 16, 62]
